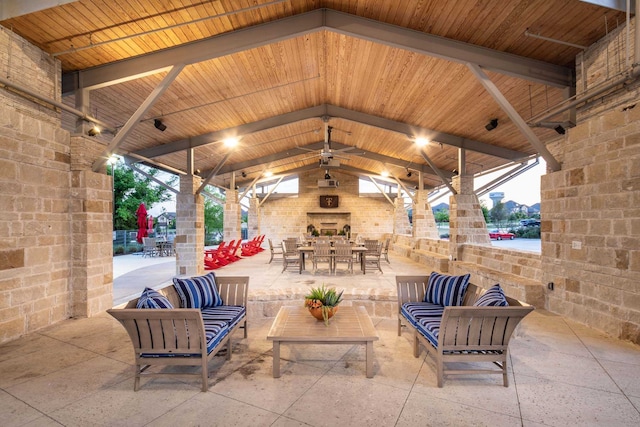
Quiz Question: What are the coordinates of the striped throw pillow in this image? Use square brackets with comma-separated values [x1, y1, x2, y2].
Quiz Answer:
[424, 272, 471, 306]
[136, 287, 173, 309]
[474, 284, 509, 307]
[173, 272, 223, 308]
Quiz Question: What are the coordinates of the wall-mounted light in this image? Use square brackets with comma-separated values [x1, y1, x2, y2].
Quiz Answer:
[153, 119, 167, 131]
[485, 118, 498, 131]
[381, 171, 389, 177]
[88, 125, 100, 136]
[406, 168, 412, 177]
[241, 171, 247, 178]
[264, 171, 273, 177]
[324, 172, 331, 180]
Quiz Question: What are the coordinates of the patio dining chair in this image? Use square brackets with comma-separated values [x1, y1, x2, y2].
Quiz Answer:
[312, 242, 333, 274]
[268, 238, 283, 264]
[381, 238, 391, 263]
[281, 240, 301, 273]
[142, 237, 158, 258]
[364, 240, 383, 273]
[333, 241, 353, 274]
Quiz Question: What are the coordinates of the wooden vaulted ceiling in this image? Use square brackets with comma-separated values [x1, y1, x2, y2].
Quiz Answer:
[0, 0, 628, 191]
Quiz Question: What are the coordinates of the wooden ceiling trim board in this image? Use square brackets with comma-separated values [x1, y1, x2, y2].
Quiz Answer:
[0, 0, 79, 20]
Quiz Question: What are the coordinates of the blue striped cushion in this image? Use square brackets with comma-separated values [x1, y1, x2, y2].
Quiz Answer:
[424, 272, 470, 306]
[201, 305, 246, 329]
[415, 316, 441, 348]
[474, 284, 509, 307]
[173, 272, 223, 308]
[204, 320, 229, 354]
[400, 302, 443, 348]
[136, 287, 173, 309]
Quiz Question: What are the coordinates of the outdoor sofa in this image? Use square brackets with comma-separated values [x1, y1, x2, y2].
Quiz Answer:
[396, 273, 533, 387]
[108, 273, 249, 391]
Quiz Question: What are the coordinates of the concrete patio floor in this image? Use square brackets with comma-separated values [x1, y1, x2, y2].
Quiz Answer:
[1, 249, 639, 426]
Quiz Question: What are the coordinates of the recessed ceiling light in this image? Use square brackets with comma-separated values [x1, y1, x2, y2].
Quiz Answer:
[415, 137, 429, 147]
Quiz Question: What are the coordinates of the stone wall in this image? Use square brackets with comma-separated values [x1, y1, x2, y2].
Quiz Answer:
[259, 170, 395, 240]
[542, 18, 640, 343]
[452, 244, 544, 307]
[175, 174, 205, 276]
[0, 29, 113, 344]
[0, 29, 72, 342]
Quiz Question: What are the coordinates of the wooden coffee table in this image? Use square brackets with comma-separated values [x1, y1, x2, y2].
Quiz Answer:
[267, 305, 379, 378]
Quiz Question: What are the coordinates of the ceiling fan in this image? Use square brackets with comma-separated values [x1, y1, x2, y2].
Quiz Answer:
[298, 118, 358, 167]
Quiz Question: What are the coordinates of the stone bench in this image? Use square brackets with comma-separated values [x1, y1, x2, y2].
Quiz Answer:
[450, 262, 544, 307]
[410, 249, 450, 273]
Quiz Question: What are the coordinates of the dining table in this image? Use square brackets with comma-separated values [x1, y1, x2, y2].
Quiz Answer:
[297, 245, 368, 274]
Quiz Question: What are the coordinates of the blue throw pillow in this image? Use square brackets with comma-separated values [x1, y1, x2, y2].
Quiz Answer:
[173, 272, 223, 308]
[136, 287, 173, 309]
[424, 272, 471, 306]
[474, 284, 509, 307]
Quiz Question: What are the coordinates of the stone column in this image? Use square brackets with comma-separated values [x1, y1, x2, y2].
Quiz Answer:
[224, 189, 242, 242]
[448, 174, 490, 260]
[175, 174, 204, 276]
[393, 197, 412, 235]
[412, 190, 440, 239]
[69, 136, 114, 316]
[247, 196, 260, 239]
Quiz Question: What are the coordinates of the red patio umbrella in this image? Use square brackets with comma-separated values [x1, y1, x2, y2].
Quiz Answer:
[136, 203, 148, 243]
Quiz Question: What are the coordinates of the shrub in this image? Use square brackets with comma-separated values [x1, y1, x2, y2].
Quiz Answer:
[515, 226, 540, 239]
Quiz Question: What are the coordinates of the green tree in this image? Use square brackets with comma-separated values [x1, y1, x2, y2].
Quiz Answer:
[480, 201, 490, 223]
[490, 202, 508, 228]
[108, 163, 175, 230]
[434, 209, 449, 223]
[204, 198, 224, 233]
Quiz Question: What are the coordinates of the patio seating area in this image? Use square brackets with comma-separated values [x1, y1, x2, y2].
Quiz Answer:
[1, 249, 638, 426]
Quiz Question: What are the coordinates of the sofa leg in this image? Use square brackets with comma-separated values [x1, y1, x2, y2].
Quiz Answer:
[436, 358, 444, 388]
[501, 360, 509, 387]
[397, 319, 402, 336]
[201, 363, 208, 392]
[134, 369, 141, 391]
[413, 334, 420, 358]
[243, 320, 248, 338]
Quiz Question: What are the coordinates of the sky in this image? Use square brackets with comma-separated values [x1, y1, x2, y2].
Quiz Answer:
[146, 158, 546, 216]
[474, 158, 545, 207]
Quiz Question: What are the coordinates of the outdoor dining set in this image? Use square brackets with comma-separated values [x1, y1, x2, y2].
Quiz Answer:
[278, 236, 390, 275]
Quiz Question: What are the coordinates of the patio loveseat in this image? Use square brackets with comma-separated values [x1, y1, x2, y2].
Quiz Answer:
[396, 273, 533, 387]
[108, 273, 249, 391]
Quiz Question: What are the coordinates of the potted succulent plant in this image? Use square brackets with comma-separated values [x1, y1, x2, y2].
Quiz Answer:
[304, 284, 344, 325]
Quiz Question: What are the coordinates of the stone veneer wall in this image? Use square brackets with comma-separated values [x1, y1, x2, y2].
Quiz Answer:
[448, 174, 491, 260]
[541, 18, 640, 343]
[0, 29, 70, 343]
[412, 190, 439, 239]
[259, 170, 395, 240]
[175, 174, 204, 276]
